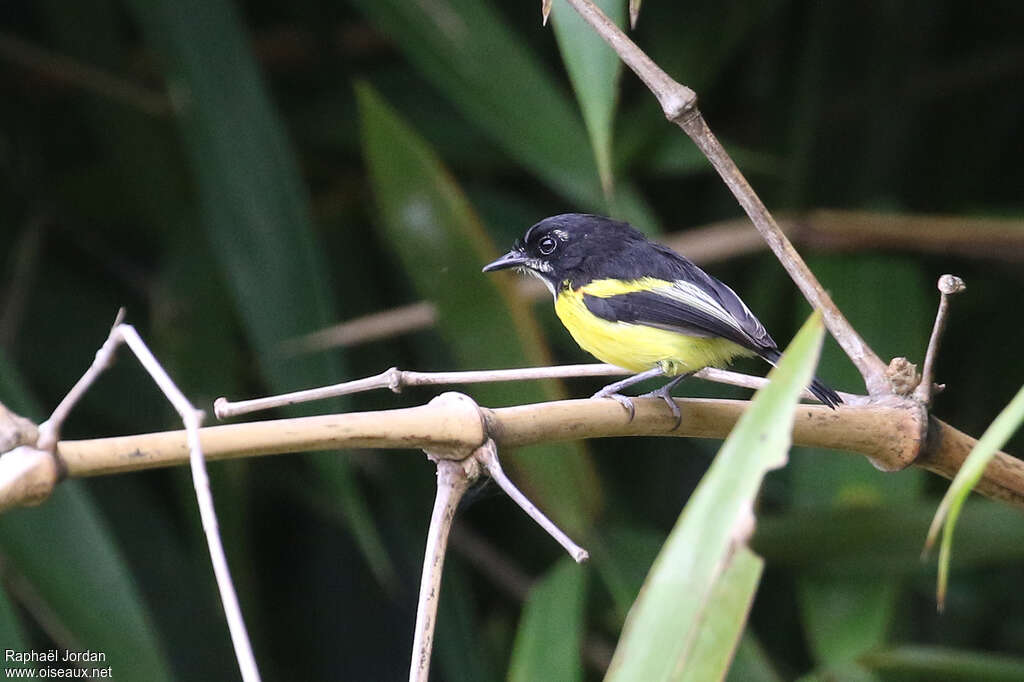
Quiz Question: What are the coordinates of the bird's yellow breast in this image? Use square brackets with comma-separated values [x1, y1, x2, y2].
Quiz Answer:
[553, 280, 753, 375]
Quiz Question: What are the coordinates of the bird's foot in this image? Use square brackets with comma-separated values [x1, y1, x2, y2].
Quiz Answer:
[639, 384, 682, 429]
[591, 387, 635, 421]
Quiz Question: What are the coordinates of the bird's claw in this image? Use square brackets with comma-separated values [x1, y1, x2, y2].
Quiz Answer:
[591, 389, 635, 421]
[639, 386, 683, 430]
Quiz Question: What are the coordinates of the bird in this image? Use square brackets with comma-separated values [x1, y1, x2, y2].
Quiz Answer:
[482, 213, 841, 425]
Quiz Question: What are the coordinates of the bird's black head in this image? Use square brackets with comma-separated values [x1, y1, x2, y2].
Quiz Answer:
[482, 213, 646, 292]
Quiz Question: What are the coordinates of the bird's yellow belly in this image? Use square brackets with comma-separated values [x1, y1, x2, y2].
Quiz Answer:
[554, 287, 752, 375]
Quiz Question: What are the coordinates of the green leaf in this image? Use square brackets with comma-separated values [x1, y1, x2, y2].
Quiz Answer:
[0, 485, 173, 681]
[605, 312, 827, 681]
[0, 587, 28, 667]
[434, 561, 500, 682]
[797, 663, 879, 682]
[860, 645, 1024, 681]
[347, 0, 604, 209]
[357, 83, 602, 534]
[754, 501, 1024, 576]
[592, 525, 665, 622]
[508, 558, 588, 682]
[124, 0, 337, 395]
[125, 0, 392, 584]
[680, 547, 764, 682]
[551, 0, 625, 199]
[727, 635, 783, 682]
[798, 579, 895, 666]
[926, 383, 1024, 610]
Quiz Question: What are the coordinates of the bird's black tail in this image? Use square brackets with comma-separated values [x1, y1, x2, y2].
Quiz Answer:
[758, 349, 842, 409]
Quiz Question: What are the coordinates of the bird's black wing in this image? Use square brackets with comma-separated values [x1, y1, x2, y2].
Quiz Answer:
[584, 243, 776, 353]
[582, 285, 759, 351]
[650, 243, 776, 349]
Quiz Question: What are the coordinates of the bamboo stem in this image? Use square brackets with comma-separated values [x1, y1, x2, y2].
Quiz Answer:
[30, 396, 1020, 509]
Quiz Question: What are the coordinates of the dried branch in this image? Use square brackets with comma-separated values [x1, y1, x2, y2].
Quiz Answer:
[475, 440, 588, 562]
[793, 210, 1024, 262]
[279, 301, 437, 355]
[0, 214, 47, 349]
[560, 0, 889, 396]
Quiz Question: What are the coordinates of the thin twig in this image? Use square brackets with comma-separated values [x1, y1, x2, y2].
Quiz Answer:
[475, 440, 589, 562]
[0, 32, 170, 115]
[30, 311, 260, 682]
[280, 301, 437, 355]
[914, 275, 966, 405]
[214, 363, 854, 419]
[116, 327, 261, 682]
[36, 309, 126, 452]
[449, 524, 533, 600]
[282, 212, 1024, 353]
[0, 214, 47, 349]
[410, 456, 479, 682]
[560, 0, 890, 396]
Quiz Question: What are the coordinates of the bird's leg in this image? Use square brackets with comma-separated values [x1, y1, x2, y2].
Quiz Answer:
[639, 371, 696, 429]
[591, 366, 666, 421]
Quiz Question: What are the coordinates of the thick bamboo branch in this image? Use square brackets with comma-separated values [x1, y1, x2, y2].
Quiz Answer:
[561, 0, 889, 396]
[35, 396, 1022, 509]
[917, 418, 1024, 510]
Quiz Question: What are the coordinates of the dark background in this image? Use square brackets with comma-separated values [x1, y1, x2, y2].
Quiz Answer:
[1, 0, 1023, 679]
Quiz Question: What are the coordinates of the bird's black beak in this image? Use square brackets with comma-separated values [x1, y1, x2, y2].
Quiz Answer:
[482, 249, 528, 273]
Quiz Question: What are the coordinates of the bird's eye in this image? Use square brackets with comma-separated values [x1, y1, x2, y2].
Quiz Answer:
[538, 236, 557, 255]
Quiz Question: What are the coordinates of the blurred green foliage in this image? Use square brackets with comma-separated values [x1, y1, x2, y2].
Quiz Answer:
[1, 0, 1023, 679]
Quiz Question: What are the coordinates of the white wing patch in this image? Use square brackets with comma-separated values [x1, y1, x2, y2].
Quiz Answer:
[659, 281, 747, 334]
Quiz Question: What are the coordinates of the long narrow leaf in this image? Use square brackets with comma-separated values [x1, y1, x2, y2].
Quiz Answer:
[926, 384, 1024, 609]
[508, 558, 588, 682]
[860, 645, 1024, 680]
[680, 547, 764, 682]
[606, 312, 827, 681]
[551, 0, 625, 199]
[126, 0, 393, 587]
[754, 501, 1024, 575]
[0, 486, 174, 681]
